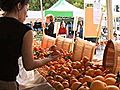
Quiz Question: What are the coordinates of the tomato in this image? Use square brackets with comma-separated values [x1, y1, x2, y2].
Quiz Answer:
[60, 71, 67, 79]
[33, 47, 39, 51]
[62, 81, 70, 88]
[46, 76, 53, 82]
[54, 75, 64, 82]
[49, 45, 57, 51]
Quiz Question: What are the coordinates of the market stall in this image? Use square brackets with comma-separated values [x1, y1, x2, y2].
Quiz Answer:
[17, 34, 120, 89]
[44, 0, 85, 40]
[44, 0, 84, 18]
[17, 0, 120, 89]
[35, 36, 120, 90]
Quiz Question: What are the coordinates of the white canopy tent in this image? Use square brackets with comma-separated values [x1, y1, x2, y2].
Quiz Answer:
[45, 0, 84, 18]
[24, 11, 43, 23]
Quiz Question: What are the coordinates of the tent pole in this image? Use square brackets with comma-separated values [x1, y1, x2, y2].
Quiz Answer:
[73, 16, 78, 40]
[96, 13, 103, 44]
[40, 0, 45, 36]
[71, 16, 78, 52]
[83, 0, 85, 40]
[106, 0, 113, 40]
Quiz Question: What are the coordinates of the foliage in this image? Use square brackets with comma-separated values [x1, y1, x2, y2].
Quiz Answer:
[66, 0, 84, 9]
[29, 0, 84, 11]
[29, 0, 41, 11]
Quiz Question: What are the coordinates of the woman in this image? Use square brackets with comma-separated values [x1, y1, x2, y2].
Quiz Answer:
[44, 14, 56, 38]
[0, 0, 60, 90]
[58, 22, 67, 35]
[79, 20, 83, 38]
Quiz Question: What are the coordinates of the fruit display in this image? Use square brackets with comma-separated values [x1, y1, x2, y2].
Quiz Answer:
[33, 44, 120, 90]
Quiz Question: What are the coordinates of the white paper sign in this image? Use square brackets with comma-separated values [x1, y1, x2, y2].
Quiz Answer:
[93, 0, 101, 24]
[73, 17, 78, 31]
[54, 22, 61, 34]
[84, 0, 94, 4]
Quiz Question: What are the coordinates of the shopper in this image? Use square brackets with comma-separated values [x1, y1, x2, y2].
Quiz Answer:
[78, 20, 83, 38]
[0, 0, 60, 90]
[58, 21, 67, 35]
[44, 14, 56, 38]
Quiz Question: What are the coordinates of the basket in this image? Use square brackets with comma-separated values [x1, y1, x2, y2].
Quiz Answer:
[73, 37, 95, 61]
[72, 37, 85, 61]
[41, 35, 56, 49]
[55, 36, 64, 49]
[82, 41, 96, 61]
[55, 36, 73, 52]
[103, 40, 120, 73]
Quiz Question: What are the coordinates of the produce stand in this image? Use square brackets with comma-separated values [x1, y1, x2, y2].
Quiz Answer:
[20, 0, 119, 89]
[31, 35, 120, 90]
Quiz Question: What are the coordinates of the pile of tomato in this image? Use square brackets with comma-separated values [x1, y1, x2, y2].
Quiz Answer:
[33, 44, 120, 90]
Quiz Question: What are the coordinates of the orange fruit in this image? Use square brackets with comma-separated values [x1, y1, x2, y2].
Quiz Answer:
[104, 77, 116, 85]
[90, 80, 107, 90]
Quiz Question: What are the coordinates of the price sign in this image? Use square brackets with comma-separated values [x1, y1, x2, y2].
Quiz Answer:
[93, 0, 101, 24]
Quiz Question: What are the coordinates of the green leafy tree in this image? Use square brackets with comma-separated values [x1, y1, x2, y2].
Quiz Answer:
[66, 0, 84, 9]
[29, 0, 84, 11]
[29, 0, 40, 10]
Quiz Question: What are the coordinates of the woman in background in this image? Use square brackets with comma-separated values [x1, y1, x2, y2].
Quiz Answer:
[44, 14, 56, 38]
[58, 21, 67, 35]
[79, 20, 84, 38]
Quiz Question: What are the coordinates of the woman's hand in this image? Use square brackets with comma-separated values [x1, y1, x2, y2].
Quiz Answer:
[42, 23, 46, 29]
[48, 54, 59, 61]
[48, 50, 62, 61]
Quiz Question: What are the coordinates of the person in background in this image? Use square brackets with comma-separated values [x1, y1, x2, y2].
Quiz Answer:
[78, 20, 84, 38]
[58, 21, 67, 35]
[101, 27, 108, 40]
[30, 21, 33, 29]
[113, 30, 117, 40]
[44, 14, 56, 38]
[0, 0, 60, 90]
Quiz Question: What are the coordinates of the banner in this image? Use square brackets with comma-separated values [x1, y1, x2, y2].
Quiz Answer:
[84, 0, 93, 4]
[73, 17, 78, 31]
[93, 0, 101, 24]
[54, 22, 60, 35]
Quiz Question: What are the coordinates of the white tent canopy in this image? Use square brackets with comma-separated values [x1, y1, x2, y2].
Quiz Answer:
[27, 11, 42, 19]
[25, 11, 42, 23]
[45, 0, 84, 18]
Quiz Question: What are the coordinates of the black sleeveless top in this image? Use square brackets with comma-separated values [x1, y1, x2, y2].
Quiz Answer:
[0, 17, 31, 81]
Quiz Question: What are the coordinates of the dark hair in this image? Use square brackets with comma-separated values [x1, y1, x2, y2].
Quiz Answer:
[0, 0, 29, 11]
[80, 20, 83, 26]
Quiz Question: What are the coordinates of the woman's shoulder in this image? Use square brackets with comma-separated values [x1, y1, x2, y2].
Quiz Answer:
[0, 17, 32, 31]
[4, 17, 31, 28]
[0, 17, 19, 22]
[0, 17, 22, 27]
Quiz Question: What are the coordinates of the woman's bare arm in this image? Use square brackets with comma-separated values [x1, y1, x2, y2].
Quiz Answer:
[22, 30, 59, 71]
